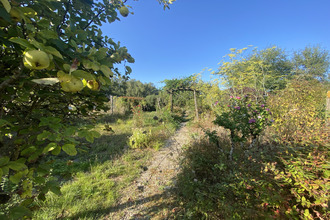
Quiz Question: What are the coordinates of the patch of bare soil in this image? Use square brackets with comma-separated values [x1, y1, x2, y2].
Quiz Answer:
[105, 122, 190, 220]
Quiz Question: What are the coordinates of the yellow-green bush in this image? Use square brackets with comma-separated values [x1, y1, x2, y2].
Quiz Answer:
[267, 80, 329, 219]
[268, 80, 327, 146]
[128, 129, 152, 149]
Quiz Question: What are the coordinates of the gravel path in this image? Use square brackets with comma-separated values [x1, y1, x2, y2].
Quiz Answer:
[106, 122, 190, 220]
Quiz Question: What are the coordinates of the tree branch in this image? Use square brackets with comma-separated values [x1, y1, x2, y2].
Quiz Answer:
[56, 1, 71, 36]
[83, 9, 105, 30]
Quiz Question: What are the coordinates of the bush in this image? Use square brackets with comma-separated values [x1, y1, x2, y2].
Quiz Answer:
[268, 80, 327, 147]
[176, 80, 329, 219]
[266, 80, 329, 219]
[131, 105, 144, 127]
[128, 129, 152, 149]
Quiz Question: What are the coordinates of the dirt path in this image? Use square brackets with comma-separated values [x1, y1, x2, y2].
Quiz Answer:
[106, 122, 190, 220]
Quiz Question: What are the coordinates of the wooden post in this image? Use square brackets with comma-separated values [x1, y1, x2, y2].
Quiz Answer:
[110, 95, 114, 115]
[194, 89, 199, 120]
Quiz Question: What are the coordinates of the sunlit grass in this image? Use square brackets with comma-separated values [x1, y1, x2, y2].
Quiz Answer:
[33, 111, 180, 219]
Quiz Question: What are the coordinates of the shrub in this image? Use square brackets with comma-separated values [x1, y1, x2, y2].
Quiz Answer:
[128, 129, 152, 149]
[268, 80, 327, 147]
[267, 80, 329, 219]
[211, 94, 273, 159]
[131, 105, 144, 127]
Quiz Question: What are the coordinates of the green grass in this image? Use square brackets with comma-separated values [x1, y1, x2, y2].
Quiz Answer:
[32, 111, 179, 219]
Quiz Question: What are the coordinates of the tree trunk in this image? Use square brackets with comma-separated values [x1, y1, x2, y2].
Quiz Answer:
[110, 95, 114, 115]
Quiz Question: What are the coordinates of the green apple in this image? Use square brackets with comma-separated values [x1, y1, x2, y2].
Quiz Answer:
[23, 50, 50, 70]
[119, 6, 129, 17]
[87, 80, 100, 91]
[61, 76, 84, 93]
[57, 71, 85, 93]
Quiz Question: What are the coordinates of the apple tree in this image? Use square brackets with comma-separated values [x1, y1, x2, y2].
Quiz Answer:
[0, 0, 175, 218]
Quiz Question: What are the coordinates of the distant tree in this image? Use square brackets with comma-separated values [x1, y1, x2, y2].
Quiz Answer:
[292, 45, 330, 81]
[162, 75, 195, 91]
[252, 47, 293, 90]
[104, 78, 158, 98]
[217, 46, 293, 92]
[105, 77, 127, 96]
[125, 79, 158, 97]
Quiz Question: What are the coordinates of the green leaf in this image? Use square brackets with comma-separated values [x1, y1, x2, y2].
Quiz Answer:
[37, 131, 52, 141]
[0, 168, 3, 178]
[91, 130, 101, 138]
[46, 180, 61, 195]
[0, 0, 11, 13]
[71, 70, 95, 80]
[42, 143, 57, 154]
[44, 46, 63, 59]
[32, 78, 59, 85]
[9, 170, 28, 184]
[63, 64, 71, 72]
[91, 62, 100, 71]
[70, 39, 78, 49]
[30, 39, 43, 49]
[125, 66, 132, 74]
[21, 146, 37, 156]
[0, 119, 13, 127]
[0, 7, 10, 22]
[39, 30, 58, 39]
[100, 65, 113, 78]
[86, 133, 94, 143]
[98, 76, 106, 85]
[0, 156, 10, 166]
[96, 47, 108, 60]
[51, 146, 61, 156]
[27, 152, 40, 163]
[20, 6, 36, 16]
[83, 59, 93, 69]
[62, 144, 77, 156]
[34, 176, 45, 184]
[8, 161, 27, 171]
[64, 127, 76, 136]
[9, 37, 34, 49]
[9, 205, 32, 219]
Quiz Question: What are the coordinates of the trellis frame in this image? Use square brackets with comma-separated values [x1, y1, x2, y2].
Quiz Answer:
[167, 87, 199, 120]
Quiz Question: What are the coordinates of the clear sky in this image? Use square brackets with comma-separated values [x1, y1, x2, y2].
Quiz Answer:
[102, 0, 330, 88]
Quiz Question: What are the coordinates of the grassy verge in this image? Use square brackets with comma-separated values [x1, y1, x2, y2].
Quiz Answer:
[32, 111, 180, 219]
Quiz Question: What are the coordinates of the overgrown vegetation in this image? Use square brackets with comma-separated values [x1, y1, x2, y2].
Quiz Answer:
[0, 0, 175, 218]
[173, 46, 329, 219]
[0, 0, 329, 219]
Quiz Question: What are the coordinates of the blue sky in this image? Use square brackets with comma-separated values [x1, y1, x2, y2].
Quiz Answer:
[103, 0, 330, 88]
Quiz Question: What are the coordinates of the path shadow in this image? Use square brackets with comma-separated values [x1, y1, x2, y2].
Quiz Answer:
[47, 132, 131, 181]
[63, 185, 179, 220]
